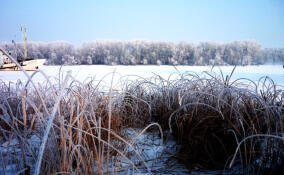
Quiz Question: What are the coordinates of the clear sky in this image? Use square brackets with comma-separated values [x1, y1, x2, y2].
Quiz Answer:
[1, 0, 283, 48]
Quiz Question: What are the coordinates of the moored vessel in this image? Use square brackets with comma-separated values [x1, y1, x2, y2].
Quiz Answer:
[0, 25, 46, 71]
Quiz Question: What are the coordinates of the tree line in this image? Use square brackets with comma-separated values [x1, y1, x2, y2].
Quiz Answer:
[1, 40, 283, 65]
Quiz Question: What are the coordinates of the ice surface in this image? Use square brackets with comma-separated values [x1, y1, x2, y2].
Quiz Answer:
[0, 65, 283, 87]
[111, 129, 190, 174]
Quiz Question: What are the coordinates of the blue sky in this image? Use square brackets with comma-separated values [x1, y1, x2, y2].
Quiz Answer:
[1, 0, 283, 48]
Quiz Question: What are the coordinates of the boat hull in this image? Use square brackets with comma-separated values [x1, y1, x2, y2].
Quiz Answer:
[0, 59, 46, 71]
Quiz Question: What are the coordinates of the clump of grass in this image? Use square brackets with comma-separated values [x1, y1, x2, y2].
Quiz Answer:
[119, 81, 152, 128]
[0, 69, 156, 174]
[122, 69, 284, 174]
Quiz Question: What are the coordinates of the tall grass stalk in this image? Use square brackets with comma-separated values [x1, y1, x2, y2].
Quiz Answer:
[34, 71, 71, 175]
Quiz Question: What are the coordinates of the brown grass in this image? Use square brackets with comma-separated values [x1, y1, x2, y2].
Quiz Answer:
[0, 70, 154, 174]
[0, 65, 284, 175]
[121, 69, 284, 174]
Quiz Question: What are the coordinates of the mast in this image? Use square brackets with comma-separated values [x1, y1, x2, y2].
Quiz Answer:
[23, 24, 27, 60]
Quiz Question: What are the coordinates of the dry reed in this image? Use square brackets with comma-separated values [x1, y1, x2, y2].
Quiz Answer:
[0, 65, 283, 175]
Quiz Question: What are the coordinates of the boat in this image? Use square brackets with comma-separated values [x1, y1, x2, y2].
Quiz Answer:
[0, 25, 46, 71]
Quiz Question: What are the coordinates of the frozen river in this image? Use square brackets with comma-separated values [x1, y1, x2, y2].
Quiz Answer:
[0, 65, 284, 88]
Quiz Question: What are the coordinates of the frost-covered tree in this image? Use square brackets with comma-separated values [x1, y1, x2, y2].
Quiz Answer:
[1, 40, 283, 66]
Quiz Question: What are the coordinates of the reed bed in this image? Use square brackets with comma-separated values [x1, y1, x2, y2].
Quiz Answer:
[121, 69, 284, 174]
[0, 70, 161, 175]
[0, 66, 284, 175]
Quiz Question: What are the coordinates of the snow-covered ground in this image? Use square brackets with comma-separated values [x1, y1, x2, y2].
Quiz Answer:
[0, 65, 283, 87]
